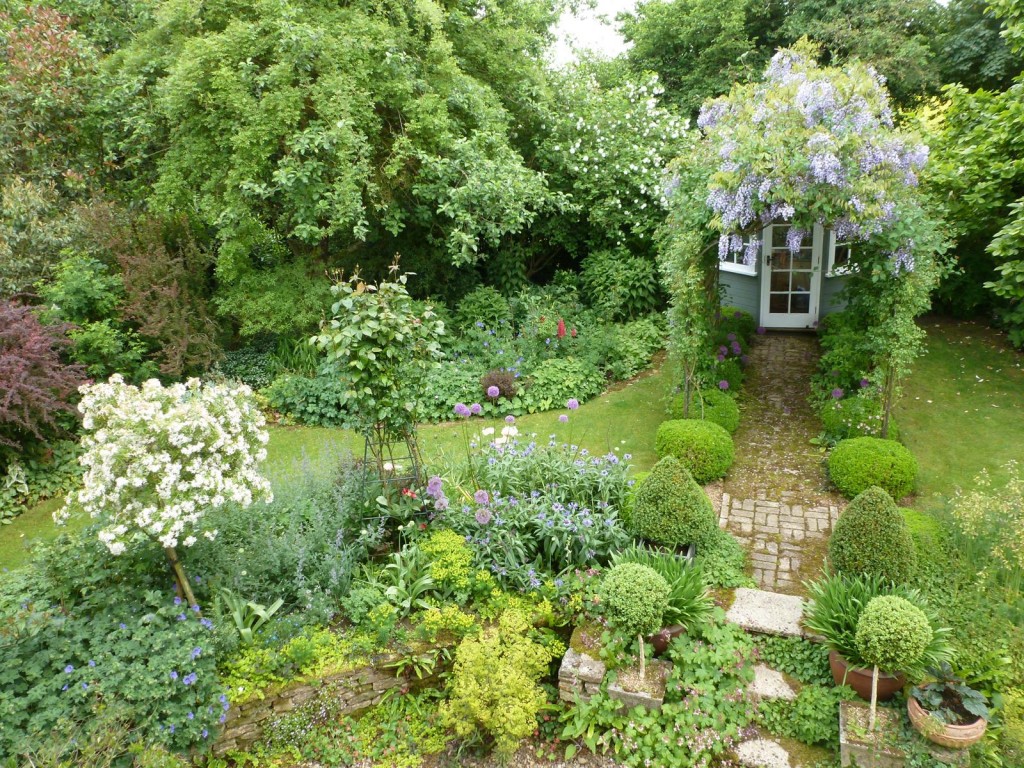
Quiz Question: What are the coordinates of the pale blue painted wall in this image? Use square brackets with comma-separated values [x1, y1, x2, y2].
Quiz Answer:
[720, 270, 849, 324]
[820, 275, 848, 315]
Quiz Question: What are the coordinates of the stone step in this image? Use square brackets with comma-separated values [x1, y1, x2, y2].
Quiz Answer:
[726, 587, 806, 638]
[751, 664, 797, 701]
[736, 738, 792, 768]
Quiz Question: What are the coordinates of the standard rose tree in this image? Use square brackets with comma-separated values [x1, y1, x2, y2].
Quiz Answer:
[56, 375, 272, 607]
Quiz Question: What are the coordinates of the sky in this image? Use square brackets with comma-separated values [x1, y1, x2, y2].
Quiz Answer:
[548, 0, 638, 67]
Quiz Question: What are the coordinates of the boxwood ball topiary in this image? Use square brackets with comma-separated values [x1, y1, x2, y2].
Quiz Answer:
[854, 595, 932, 675]
[655, 419, 735, 484]
[829, 486, 917, 583]
[629, 456, 717, 549]
[669, 389, 741, 433]
[598, 563, 670, 638]
[828, 437, 918, 500]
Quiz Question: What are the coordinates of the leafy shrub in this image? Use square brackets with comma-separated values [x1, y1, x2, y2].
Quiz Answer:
[629, 456, 717, 549]
[599, 563, 670, 637]
[0, 590, 226, 757]
[759, 684, 852, 747]
[610, 545, 713, 629]
[37, 253, 124, 328]
[712, 356, 744, 394]
[670, 388, 740, 433]
[526, 357, 604, 412]
[216, 338, 279, 390]
[828, 486, 918, 583]
[603, 317, 664, 381]
[419, 529, 474, 599]
[1004, 688, 1024, 765]
[803, 573, 952, 673]
[480, 368, 519, 400]
[717, 306, 756, 344]
[67, 320, 156, 382]
[655, 419, 734, 483]
[420, 360, 487, 421]
[819, 392, 896, 441]
[264, 374, 349, 427]
[828, 437, 918, 499]
[855, 595, 933, 675]
[694, 528, 755, 588]
[0, 439, 81, 523]
[813, 310, 873, 404]
[0, 301, 85, 465]
[454, 286, 512, 330]
[441, 609, 557, 758]
[580, 249, 663, 320]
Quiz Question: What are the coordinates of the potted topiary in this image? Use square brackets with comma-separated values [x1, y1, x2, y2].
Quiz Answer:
[908, 663, 990, 749]
[628, 456, 717, 556]
[597, 562, 670, 679]
[803, 573, 952, 702]
[854, 595, 933, 730]
[828, 486, 918, 584]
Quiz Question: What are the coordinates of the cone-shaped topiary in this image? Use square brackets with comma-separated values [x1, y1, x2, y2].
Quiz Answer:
[829, 486, 918, 583]
[598, 563, 671, 638]
[655, 419, 734, 483]
[828, 437, 918, 500]
[629, 456, 717, 549]
[855, 595, 933, 676]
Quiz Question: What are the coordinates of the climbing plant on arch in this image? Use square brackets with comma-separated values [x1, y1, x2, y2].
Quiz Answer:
[661, 46, 946, 434]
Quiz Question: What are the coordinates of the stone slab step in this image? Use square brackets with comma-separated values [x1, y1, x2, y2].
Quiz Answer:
[751, 665, 797, 701]
[726, 587, 805, 638]
[736, 738, 792, 768]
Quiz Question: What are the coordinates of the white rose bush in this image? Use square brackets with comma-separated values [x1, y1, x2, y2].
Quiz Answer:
[56, 374, 272, 606]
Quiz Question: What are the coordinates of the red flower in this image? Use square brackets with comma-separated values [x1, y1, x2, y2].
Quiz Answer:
[557, 318, 566, 338]
[401, 488, 417, 499]
[570, 327, 577, 338]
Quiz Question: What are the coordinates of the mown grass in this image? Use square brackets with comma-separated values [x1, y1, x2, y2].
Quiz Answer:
[0, 363, 672, 570]
[896, 317, 1024, 512]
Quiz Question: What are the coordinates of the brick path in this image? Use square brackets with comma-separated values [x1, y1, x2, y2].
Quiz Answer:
[720, 333, 845, 594]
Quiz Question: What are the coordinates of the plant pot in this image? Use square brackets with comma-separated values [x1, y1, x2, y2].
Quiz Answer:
[650, 624, 686, 655]
[829, 650, 906, 702]
[908, 694, 986, 749]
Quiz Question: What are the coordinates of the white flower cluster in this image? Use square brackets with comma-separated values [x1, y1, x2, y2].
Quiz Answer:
[56, 375, 273, 554]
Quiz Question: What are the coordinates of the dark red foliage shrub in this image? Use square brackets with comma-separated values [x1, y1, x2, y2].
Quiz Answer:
[0, 301, 86, 462]
[480, 368, 518, 400]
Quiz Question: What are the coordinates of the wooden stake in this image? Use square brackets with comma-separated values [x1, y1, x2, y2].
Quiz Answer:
[164, 546, 199, 610]
[639, 634, 646, 679]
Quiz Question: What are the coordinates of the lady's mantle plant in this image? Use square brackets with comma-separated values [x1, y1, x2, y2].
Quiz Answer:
[56, 375, 272, 606]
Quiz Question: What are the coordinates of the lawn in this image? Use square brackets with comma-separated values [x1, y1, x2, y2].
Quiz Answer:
[0, 362, 671, 570]
[896, 317, 1024, 512]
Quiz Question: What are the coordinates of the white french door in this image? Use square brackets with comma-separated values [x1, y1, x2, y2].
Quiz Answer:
[759, 223, 823, 329]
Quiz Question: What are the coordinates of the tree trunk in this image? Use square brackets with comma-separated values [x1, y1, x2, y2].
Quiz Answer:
[164, 546, 199, 610]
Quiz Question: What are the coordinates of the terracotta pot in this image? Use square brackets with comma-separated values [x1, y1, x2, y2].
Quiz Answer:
[829, 650, 906, 702]
[908, 693, 987, 749]
[650, 624, 686, 655]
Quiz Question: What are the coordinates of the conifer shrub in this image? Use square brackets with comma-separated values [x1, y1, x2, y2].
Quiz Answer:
[629, 456, 717, 549]
[655, 419, 734, 483]
[828, 486, 918, 583]
[828, 437, 918, 500]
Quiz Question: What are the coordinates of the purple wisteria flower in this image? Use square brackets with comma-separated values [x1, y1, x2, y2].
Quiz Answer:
[558, 414, 569, 423]
[831, 388, 844, 399]
[486, 385, 500, 398]
[566, 398, 580, 410]
[470, 403, 482, 415]
[453, 403, 470, 418]
[474, 489, 490, 505]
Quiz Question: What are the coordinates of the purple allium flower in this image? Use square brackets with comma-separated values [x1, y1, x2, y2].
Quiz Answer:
[486, 385, 500, 398]
[718, 380, 730, 391]
[727, 333, 737, 342]
[831, 388, 844, 399]
[719, 346, 728, 355]
[860, 378, 870, 388]
[470, 403, 482, 415]
[756, 326, 766, 335]
[475, 508, 492, 525]
[505, 415, 515, 424]
[566, 398, 579, 410]
[558, 414, 569, 423]
[474, 489, 490, 505]
[730, 341, 742, 355]
[717, 354, 726, 362]
[435, 497, 449, 511]
[453, 403, 470, 418]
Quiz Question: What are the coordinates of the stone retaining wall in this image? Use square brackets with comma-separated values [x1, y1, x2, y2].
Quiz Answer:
[214, 654, 405, 756]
